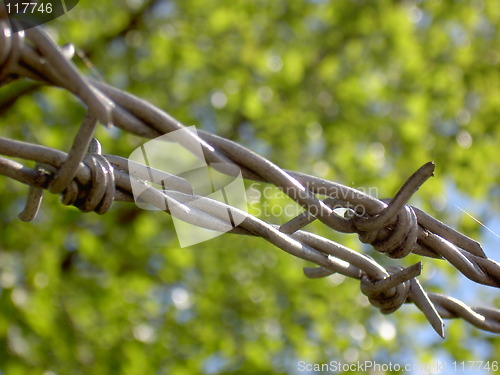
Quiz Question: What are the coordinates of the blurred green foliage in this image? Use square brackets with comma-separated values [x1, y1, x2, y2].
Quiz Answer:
[1, 0, 500, 373]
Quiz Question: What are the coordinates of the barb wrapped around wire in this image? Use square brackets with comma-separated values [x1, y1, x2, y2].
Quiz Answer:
[1, 14, 500, 337]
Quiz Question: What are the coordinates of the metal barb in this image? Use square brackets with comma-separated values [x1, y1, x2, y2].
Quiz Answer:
[352, 161, 435, 232]
[49, 112, 98, 194]
[363, 262, 422, 295]
[409, 278, 445, 338]
[18, 182, 44, 222]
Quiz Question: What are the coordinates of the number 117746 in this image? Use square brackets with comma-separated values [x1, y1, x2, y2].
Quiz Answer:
[6, 2, 53, 14]
[452, 361, 498, 372]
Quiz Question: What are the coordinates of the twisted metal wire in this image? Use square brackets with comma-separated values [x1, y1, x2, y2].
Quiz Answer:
[1, 16, 500, 337]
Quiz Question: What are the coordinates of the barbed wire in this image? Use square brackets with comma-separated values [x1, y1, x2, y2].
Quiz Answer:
[1, 14, 500, 337]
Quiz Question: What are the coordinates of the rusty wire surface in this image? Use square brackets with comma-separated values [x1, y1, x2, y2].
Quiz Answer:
[1, 15, 500, 338]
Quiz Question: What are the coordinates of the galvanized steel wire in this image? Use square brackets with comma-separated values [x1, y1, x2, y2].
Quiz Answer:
[1, 14, 500, 337]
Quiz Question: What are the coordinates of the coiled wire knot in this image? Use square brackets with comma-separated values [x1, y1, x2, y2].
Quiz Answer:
[19, 138, 115, 221]
[353, 204, 419, 259]
[58, 148, 115, 214]
[360, 265, 412, 314]
[280, 162, 434, 259]
[358, 262, 444, 336]
[349, 162, 436, 258]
